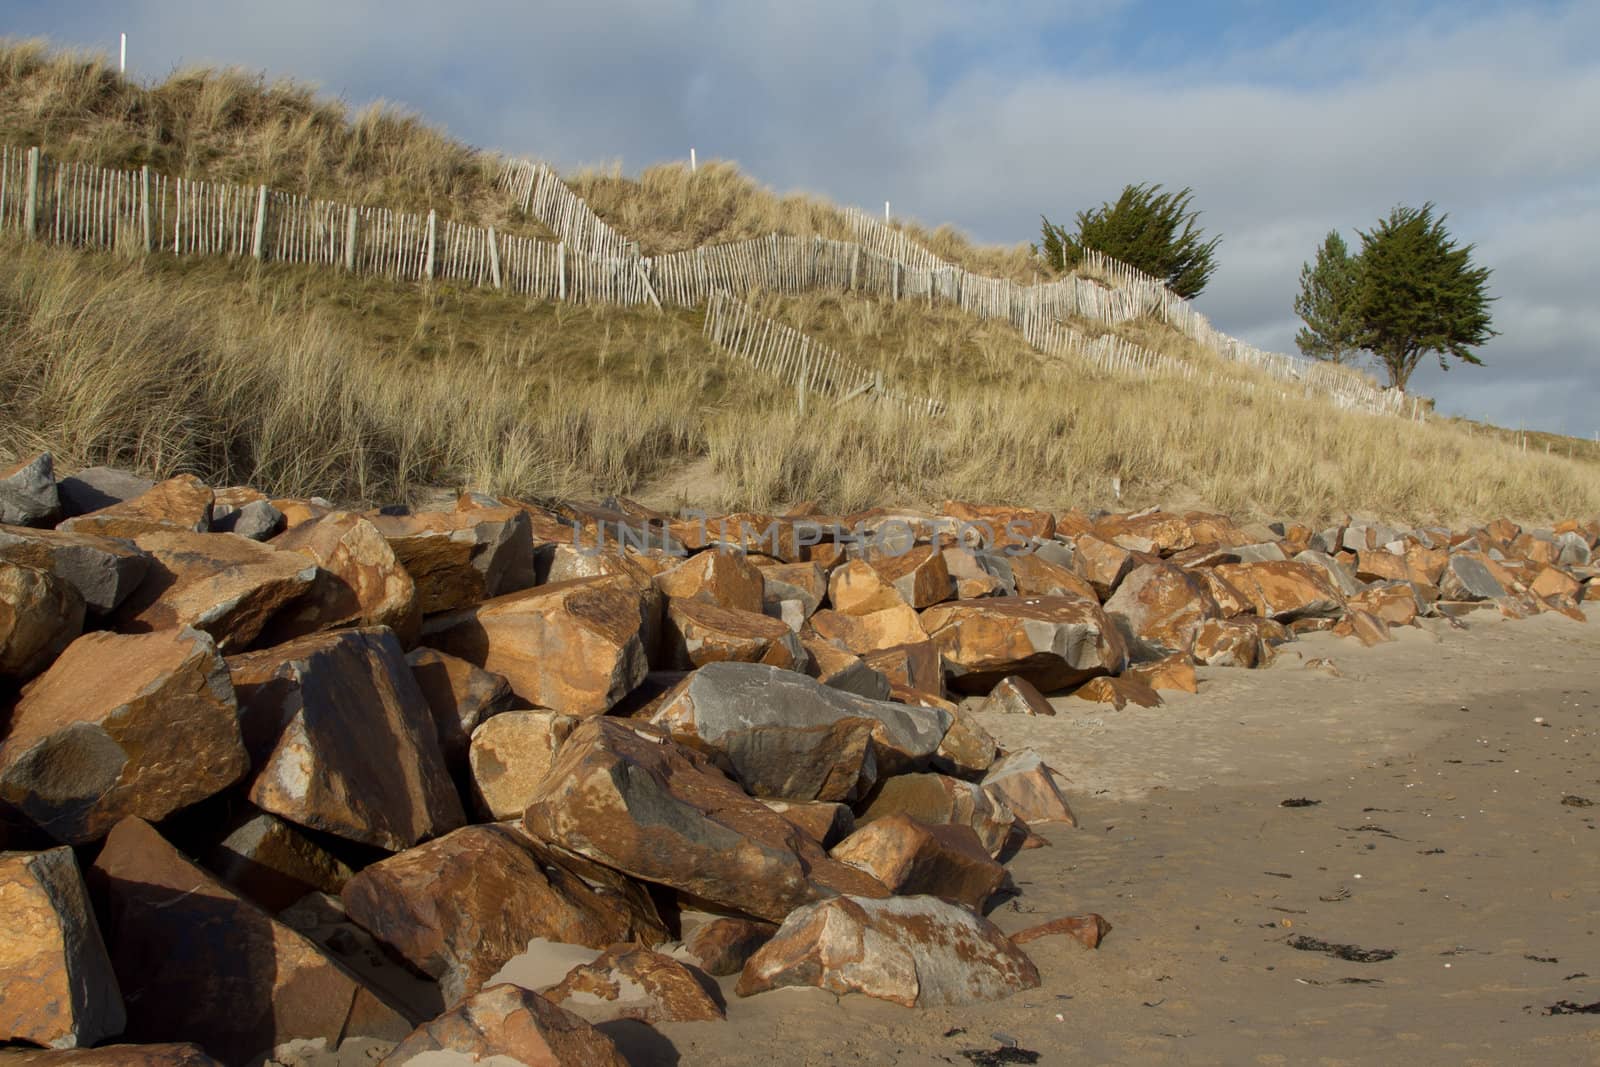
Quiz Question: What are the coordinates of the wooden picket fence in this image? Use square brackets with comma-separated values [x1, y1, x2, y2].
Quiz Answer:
[497, 158, 638, 261]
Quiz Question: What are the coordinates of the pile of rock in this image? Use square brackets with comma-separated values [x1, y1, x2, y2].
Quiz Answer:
[0, 453, 1593, 1062]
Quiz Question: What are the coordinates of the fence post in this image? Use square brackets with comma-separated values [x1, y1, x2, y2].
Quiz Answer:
[344, 207, 358, 271]
[556, 241, 566, 301]
[849, 245, 859, 292]
[251, 185, 269, 260]
[424, 209, 437, 279]
[486, 226, 502, 289]
[139, 165, 152, 253]
[891, 262, 899, 302]
[23, 147, 39, 240]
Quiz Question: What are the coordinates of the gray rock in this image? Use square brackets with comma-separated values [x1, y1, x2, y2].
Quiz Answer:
[1557, 532, 1591, 567]
[214, 499, 286, 541]
[0, 452, 61, 527]
[1293, 549, 1364, 596]
[1030, 540, 1075, 570]
[819, 657, 894, 701]
[55, 466, 155, 517]
[1438, 556, 1507, 601]
[1232, 541, 1288, 563]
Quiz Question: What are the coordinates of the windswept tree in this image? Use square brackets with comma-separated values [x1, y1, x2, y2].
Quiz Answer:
[1350, 203, 1497, 392]
[1039, 183, 1221, 299]
[1293, 230, 1364, 365]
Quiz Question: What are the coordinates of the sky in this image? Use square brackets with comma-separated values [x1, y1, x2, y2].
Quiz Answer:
[11, 0, 1599, 436]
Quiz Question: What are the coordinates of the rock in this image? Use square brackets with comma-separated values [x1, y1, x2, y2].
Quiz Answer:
[760, 799, 856, 848]
[919, 596, 1128, 694]
[420, 577, 648, 716]
[808, 602, 928, 655]
[1439, 554, 1509, 601]
[342, 824, 660, 1006]
[468, 709, 579, 820]
[685, 917, 779, 977]
[1070, 675, 1164, 709]
[0, 453, 60, 527]
[59, 474, 213, 538]
[0, 526, 148, 616]
[761, 561, 827, 630]
[1010, 913, 1112, 949]
[1213, 561, 1344, 622]
[1334, 608, 1393, 647]
[1192, 567, 1253, 617]
[1354, 549, 1409, 583]
[941, 501, 1056, 547]
[862, 640, 943, 699]
[827, 559, 909, 615]
[378, 983, 628, 1067]
[91, 817, 413, 1063]
[982, 751, 1077, 826]
[1530, 565, 1582, 601]
[1123, 655, 1199, 693]
[521, 717, 887, 923]
[369, 506, 535, 614]
[978, 674, 1055, 716]
[830, 815, 1005, 911]
[1, 628, 247, 844]
[652, 662, 950, 800]
[544, 944, 723, 1024]
[212, 499, 284, 542]
[942, 546, 1013, 599]
[206, 812, 355, 913]
[230, 628, 465, 851]
[858, 773, 1015, 857]
[0, 1045, 222, 1066]
[54, 467, 155, 518]
[1190, 618, 1274, 668]
[268, 512, 420, 644]
[1231, 541, 1289, 563]
[405, 647, 515, 767]
[862, 545, 953, 609]
[1348, 582, 1423, 626]
[654, 548, 765, 613]
[1007, 553, 1098, 601]
[0, 847, 124, 1048]
[932, 703, 1000, 779]
[112, 530, 317, 651]
[1293, 549, 1364, 597]
[663, 598, 805, 670]
[1095, 510, 1208, 555]
[0, 563, 84, 681]
[736, 895, 1039, 1007]
[1067, 533, 1135, 597]
[800, 634, 892, 700]
[1102, 562, 1220, 660]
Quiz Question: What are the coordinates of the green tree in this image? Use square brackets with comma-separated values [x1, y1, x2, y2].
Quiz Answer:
[1352, 203, 1496, 392]
[1038, 183, 1221, 298]
[1293, 230, 1364, 364]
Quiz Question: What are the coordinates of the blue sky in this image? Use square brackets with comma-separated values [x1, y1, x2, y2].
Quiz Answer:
[9, 1, 1599, 436]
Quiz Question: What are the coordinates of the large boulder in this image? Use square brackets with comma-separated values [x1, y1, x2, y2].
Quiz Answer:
[1190, 618, 1274, 668]
[341, 824, 662, 1006]
[58, 475, 212, 539]
[0, 452, 61, 527]
[0, 847, 124, 1048]
[229, 628, 465, 851]
[1439, 554, 1509, 601]
[736, 895, 1039, 1007]
[379, 984, 628, 1067]
[862, 545, 953, 609]
[653, 548, 764, 613]
[0, 526, 149, 616]
[919, 596, 1128, 694]
[405, 647, 516, 767]
[0, 628, 248, 844]
[827, 560, 910, 616]
[53, 467, 154, 518]
[808, 602, 928, 655]
[268, 512, 420, 643]
[0, 562, 84, 682]
[982, 750, 1077, 826]
[1212, 561, 1344, 622]
[829, 815, 1006, 911]
[112, 530, 317, 651]
[521, 717, 887, 923]
[1066, 533, 1135, 598]
[857, 773, 1016, 857]
[543, 944, 724, 1024]
[420, 577, 648, 716]
[1102, 563, 1219, 660]
[368, 506, 534, 614]
[800, 634, 893, 700]
[760, 561, 828, 631]
[663, 598, 805, 670]
[468, 709, 579, 820]
[1007, 553, 1099, 601]
[684, 917, 779, 977]
[89, 817, 413, 1064]
[651, 662, 950, 800]
[206, 811, 355, 913]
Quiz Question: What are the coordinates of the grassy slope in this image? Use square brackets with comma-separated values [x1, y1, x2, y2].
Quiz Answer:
[2, 39, 1597, 524]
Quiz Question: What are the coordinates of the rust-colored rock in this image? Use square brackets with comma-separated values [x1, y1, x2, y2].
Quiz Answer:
[943, 546, 1013, 599]
[761, 560, 828, 630]
[654, 547, 765, 613]
[468, 709, 580, 820]
[1124, 655, 1200, 694]
[0, 562, 83, 682]
[1, 628, 247, 844]
[91, 817, 413, 1064]
[1213, 561, 1344, 622]
[369, 506, 534, 614]
[863, 544, 953, 609]
[1334, 608, 1394, 647]
[230, 628, 465, 851]
[269, 511, 420, 644]
[828, 559, 908, 615]
[405, 646, 516, 767]
[1095, 511, 1208, 555]
[206, 812, 355, 913]
[1071, 675, 1164, 708]
[378, 983, 628, 1067]
[920, 596, 1128, 694]
[737, 895, 1040, 1007]
[0, 1045, 222, 1066]
[1008, 553, 1098, 601]
[761, 799, 856, 848]
[1349, 582, 1423, 627]
[809, 601, 928, 655]
[1011, 913, 1112, 949]
[112, 530, 317, 651]
[830, 814, 1006, 911]
[801, 633, 892, 700]
[933, 703, 1000, 779]
[1102, 562, 1219, 660]
[521, 717, 887, 923]
[858, 772, 1016, 857]
[664, 598, 805, 670]
[982, 750, 1077, 826]
[862, 639, 943, 698]
[1530, 565, 1582, 602]
[1069, 533, 1136, 597]
[0, 847, 124, 1048]
[421, 576, 648, 716]
[940, 501, 1055, 547]
[979, 674, 1056, 716]
[544, 944, 723, 1024]
[1354, 550, 1409, 584]
[1190, 618, 1275, 668]
[685, 917, 779, 977]
[58, 474, 212, 539]
[342, 824, 660, 1006]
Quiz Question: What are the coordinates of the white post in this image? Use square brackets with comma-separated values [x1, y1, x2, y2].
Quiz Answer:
[884, 200, 890, 221]
[24, 147, 40, 240]
[556, 240, 566, 301]
[690, 147, 697, 172]
[139, 165, 151, 253]
[251, 185, 268, 260]
[486, 225, 502, 289]
[344, 207, 358, 271]
[424, 209, 437, 279]
[119, 33, 126, 74]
